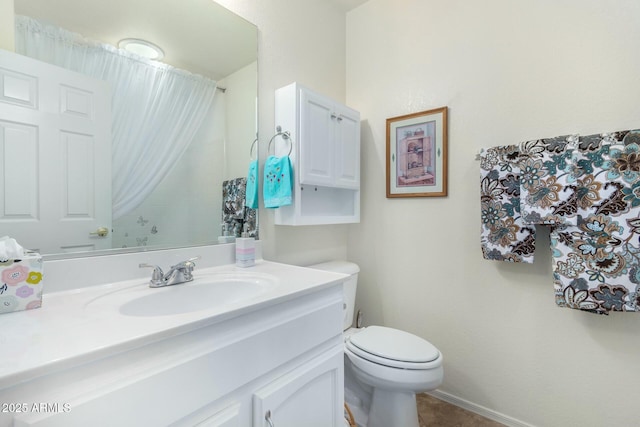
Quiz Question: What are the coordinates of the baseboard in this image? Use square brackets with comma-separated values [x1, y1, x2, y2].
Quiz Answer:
[426, 390, 536, 427]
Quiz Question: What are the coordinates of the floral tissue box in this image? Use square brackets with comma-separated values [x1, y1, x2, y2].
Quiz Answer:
[0, 252, 43, 314]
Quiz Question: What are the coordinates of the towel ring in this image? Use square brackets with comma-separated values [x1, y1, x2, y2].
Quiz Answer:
[249, 137, 258, 160]
[267, 126, 293, 156]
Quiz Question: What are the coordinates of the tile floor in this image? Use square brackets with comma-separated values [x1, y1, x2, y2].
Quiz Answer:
[417, 393, 506, 427]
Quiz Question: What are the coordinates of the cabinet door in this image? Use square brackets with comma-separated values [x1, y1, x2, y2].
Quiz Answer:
[333, 104, 360, 189]
[253, 346, 344, 427]
[299, 89, 334, 187]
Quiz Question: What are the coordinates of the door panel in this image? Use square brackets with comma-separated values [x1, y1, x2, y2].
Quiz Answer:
[0, 50, 112, 253]
[0, 121, 38, 219]
[333, 105, 360, 189]
[299, 89, 334, 187]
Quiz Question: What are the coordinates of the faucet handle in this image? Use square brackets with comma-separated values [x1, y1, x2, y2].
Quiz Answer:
[139, 263, 164, 287]
[173, 256, 201, 269]
[174, 256, 201, 282]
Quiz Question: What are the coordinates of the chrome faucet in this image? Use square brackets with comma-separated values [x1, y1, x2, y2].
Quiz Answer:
[139, 257, 201, 288]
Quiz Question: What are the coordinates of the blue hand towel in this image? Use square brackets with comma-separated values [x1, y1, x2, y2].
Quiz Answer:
[245, 160, 258, 209]
[263, 155, 292, 208]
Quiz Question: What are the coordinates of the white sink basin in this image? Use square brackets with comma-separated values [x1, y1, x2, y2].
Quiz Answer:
[87, 273, 277, 317]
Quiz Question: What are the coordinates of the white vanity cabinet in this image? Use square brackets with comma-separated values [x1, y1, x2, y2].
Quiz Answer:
[0, 284, 344, 427]
[274, 82, 360, 225]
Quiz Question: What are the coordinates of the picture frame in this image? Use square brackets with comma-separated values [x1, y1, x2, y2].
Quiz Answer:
[386, 107, 448, 198]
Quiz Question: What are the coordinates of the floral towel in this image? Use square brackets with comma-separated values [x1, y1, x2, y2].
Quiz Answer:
[222, 177, 257, 238]
[223, 177, 247, 222]
[518, 135, 580, 226]
[480, 145, 536, 263]
[551, 130, 640, 314]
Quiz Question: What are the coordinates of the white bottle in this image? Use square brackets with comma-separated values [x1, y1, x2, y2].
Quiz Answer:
[218, 223, 236, 244]
[235, 225, 255, 267]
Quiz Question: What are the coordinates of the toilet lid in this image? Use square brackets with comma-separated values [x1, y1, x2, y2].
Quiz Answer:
[348, 326, 440, 363]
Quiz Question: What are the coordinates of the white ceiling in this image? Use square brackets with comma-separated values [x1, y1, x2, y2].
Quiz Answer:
[332, 0, 370, 12]
[14, 0, 369, 79]
[14, 0, 258, 80]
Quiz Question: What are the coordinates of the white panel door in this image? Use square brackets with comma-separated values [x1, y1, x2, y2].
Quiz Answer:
[0, 50, 112, 254]
[333, 104, 360, 189]
[299, 88, 334, 187]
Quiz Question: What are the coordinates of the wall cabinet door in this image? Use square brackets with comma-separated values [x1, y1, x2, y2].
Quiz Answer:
[252, 346, 344, 427]
[333, 104, 360, 189]
[298, 87, 360, 189]
[299, 88, 334, 187]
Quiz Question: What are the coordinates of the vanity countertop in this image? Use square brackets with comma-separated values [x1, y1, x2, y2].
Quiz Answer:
[0, 260, 347, 389]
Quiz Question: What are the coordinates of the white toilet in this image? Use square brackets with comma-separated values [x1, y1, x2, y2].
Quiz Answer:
[310, 261, 443, 427]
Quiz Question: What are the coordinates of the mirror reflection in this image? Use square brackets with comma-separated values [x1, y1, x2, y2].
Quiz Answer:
[3, 0, 258, 257]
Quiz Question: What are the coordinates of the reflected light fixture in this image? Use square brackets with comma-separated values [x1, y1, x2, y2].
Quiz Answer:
[118, 38, 164, 60]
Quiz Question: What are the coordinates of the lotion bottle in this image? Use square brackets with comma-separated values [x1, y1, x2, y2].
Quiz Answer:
[218, 223, 236, 244]
[235, 224, 255, 267]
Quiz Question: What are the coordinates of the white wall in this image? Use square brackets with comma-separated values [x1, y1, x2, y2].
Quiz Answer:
[346, 1, 640, 426]
[0, 0, 13, 51]
[215, 0, 350, 265]
[219, 61, 258, 181]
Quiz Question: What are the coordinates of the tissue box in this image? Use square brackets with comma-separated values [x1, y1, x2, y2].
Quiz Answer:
[0, 252, 43, 314]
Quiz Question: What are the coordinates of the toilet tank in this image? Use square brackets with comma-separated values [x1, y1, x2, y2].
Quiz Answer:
[308, 261, 359, 331]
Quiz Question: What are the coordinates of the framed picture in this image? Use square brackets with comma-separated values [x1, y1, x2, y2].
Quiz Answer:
[386, 107, 448, 198]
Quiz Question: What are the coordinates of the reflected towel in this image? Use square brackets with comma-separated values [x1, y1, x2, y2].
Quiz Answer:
[480, 145, 536, 263]
[222, 177, 246, 222]
[245, 160, 258, 209]
[263, 155, 292, 208]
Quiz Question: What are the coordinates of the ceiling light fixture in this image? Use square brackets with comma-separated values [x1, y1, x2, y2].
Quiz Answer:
[118, 38, 164, 60]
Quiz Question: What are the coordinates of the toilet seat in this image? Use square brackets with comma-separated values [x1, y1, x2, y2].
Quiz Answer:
[346, 326, 441, 370]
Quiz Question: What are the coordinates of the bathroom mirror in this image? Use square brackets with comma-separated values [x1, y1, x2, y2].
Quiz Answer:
[5, 0, 258, 258]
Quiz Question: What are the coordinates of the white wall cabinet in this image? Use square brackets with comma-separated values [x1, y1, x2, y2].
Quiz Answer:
[0, 286, 344, 427]
[298, 88, 360, 189]
[274, 82, 360, 225]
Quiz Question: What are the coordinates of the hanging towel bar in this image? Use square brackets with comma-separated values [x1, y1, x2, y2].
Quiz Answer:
[268, 125, 293, 156]
[475, 133, 586, 160]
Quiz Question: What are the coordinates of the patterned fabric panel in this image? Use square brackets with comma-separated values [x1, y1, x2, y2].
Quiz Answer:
[480, 145, 536, 263]
[223, 178, 247, 221]
[243, 207, 258, 239]
[222, 177, 257, 238]
[518, 135, 579, 226]
[551, 130, 640, 314]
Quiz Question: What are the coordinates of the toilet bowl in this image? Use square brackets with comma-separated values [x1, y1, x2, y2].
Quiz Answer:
[309, 262, 443, 427]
